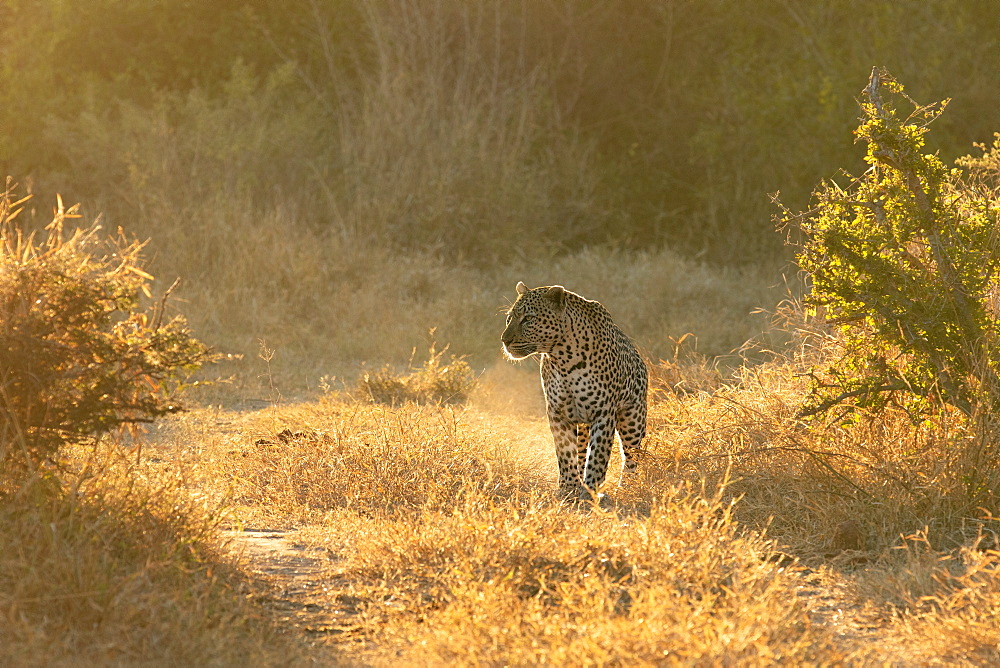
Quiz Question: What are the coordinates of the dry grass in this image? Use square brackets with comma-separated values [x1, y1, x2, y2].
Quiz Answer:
[9, 343, 1000, 664]
[645, 358, 1000, 556]
[133, 344, 998, 665]
[112, 215, 780, 406]
[150, 396, 843, 664]
[867, 541, 1000, 664]
[0, 445, 304, 666]
[152, 398, 548, 528]
[144, 208, 781, 398]
[358, 338, 478, 406]
[325, 491, 839, 666]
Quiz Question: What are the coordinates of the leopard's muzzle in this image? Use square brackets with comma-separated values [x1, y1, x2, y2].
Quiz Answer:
[502, 341, 537, 360]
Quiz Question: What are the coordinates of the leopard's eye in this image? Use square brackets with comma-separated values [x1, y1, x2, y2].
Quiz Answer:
[522, 314, 534, 323]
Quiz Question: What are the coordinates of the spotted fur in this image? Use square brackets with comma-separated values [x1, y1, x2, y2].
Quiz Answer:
[501, 282, 648, 499]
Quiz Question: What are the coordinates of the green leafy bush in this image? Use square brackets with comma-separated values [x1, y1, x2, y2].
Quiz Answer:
[783, 69, 1000, 422]
[780, 69, 1000, 509]
[0, 182, 215, 479]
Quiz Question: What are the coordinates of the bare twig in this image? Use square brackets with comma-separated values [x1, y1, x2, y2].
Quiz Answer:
[152, 277, 182, 331]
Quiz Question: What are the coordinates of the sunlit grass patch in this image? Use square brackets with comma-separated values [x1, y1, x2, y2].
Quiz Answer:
[172, 399, 545, 526]
[154, 395, 849, 663]
[358, 337, 478, 405]
[642, 353, 1000, 558]
[146, 347, 1000, 664]
[880, 542, 1000, 664]
[316, 487, 841, 665]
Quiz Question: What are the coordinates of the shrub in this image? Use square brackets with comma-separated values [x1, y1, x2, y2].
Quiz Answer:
[0, 181, 215, 480]
[779, 69, 1000, 511]
[782, 69, 1000, 421]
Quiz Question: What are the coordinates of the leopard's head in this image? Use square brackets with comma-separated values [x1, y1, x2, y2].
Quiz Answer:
[501, 282, 568, 360]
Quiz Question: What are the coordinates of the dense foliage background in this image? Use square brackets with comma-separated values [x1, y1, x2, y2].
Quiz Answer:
[5, 1, 998, 258]
[3, 0, 999, 380]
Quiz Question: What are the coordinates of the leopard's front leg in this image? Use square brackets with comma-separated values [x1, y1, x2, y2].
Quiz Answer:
[582, 414, 616, 493]
[548, 415, 583, 498]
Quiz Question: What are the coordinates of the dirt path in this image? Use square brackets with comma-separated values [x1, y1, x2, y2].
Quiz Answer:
[222, 529, 363, 658]
[790, 563, 899, 661]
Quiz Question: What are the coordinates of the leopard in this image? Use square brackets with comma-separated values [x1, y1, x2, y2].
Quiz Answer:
[501, 282, 648, 500]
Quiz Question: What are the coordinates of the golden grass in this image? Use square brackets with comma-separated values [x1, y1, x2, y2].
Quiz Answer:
[324, 492, 840, 666]
[0, 445, 304, 666]
[153, 398, 548, 527]
[358, 338, 478, 406]
[152, 395, 843, 664]
[132, 343, 1000, 664]
[10, 346, 1000, 664]
[887, 547, 1000, 664]
[645, 358, 1000, 556]
[159, 215, 782, 397]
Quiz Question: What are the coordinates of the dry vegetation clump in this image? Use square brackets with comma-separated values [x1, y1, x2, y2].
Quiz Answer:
[648, 333, 725, 398]
[0, 185, 299, 664]
[0, 184, 214, 480]
[860, 539, 1000, 664]
[0, 446, 302, 665]
[358, 338, 477, 405]
[644, 355, 1000, 557]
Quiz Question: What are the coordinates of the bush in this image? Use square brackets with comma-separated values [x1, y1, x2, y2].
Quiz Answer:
[780, 69, 1000, 510]
[783, 69, 1000, 421]
[0, 181, 215, 480]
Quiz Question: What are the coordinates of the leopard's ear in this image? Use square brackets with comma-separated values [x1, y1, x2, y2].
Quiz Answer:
[516, 281, 528, 295]
[544, 285, 565, 306]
